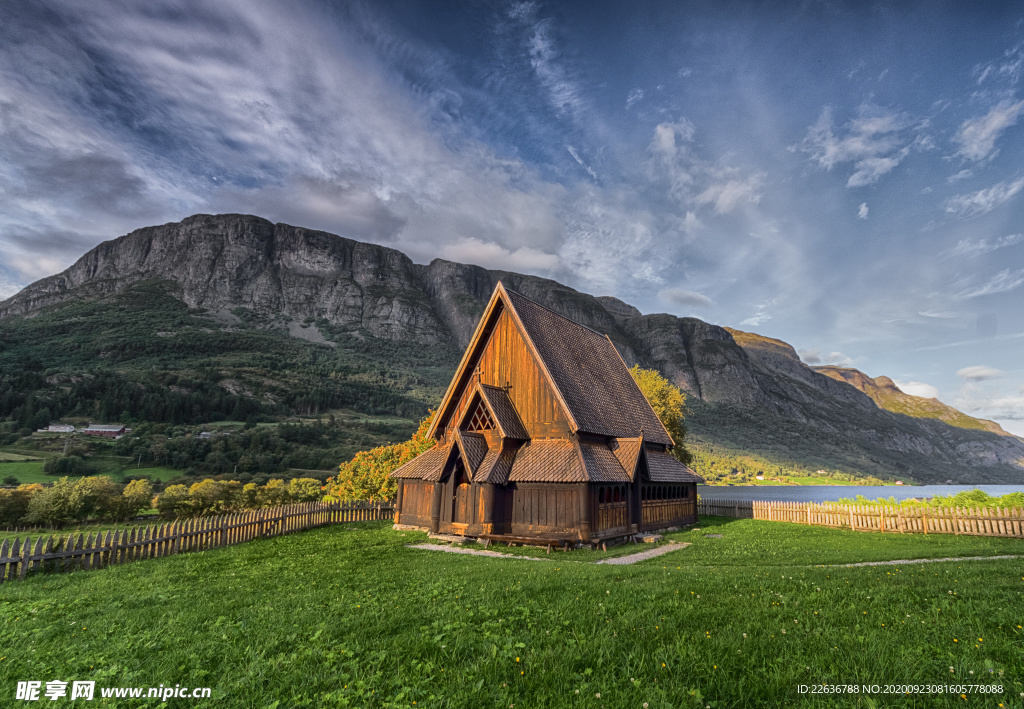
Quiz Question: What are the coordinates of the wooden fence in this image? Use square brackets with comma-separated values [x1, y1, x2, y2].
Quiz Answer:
[697, 498, 1024, 538]
[0, 500, 393, 584]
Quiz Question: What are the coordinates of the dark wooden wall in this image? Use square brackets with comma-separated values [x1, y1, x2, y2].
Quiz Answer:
[506, 484, 580, 537]
[398, 481, 435, 527]
[639, 482, 697, 531]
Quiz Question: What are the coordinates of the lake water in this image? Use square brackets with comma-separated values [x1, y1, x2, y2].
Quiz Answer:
[696, 484, 1024, 504]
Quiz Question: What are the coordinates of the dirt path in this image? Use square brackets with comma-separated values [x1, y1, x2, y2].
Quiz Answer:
[406, 541, 691, 565]
[832, 554, 1023, 568]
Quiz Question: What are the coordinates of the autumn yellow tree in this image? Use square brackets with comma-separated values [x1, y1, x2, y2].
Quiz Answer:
[629, 365, 693, 465]
[323, 410, 436, 502]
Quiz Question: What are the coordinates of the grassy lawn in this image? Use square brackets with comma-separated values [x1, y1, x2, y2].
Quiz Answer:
[0, 460, 181, 486]
[0, 460, 49, 484]
[1, 518, 1021, 707]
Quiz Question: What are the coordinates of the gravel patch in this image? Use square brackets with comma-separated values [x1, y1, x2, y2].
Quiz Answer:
[407, 543, 549, 561]
[834, 554, 1023, 568]
[407, 541, 691, 565]
[593, 542, 691, 565]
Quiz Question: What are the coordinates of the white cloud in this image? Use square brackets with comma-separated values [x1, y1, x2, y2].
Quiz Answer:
[740, 313, 771, 327]
[893, 380, 939, 399]
[847, 148, 909, 187]
[799, 348, 853, 367]
[796, 106, 921, 188]
[857, 202, 868, 219]
[955, 383, 1024, 426]
[952, 269, 1024, 300]
[659, 288, 713, 308]
[974, 42, 1024, 86]
[695, 171, 764, 214]
[943, 178, 1024, 218]
[649, 120, 763, 214]
[947, 168, 973, 183]
[942, 233, 1024, 258]
[954, 100, 1024, 162]
[566, 145, 598, 180]
[439, 237, 559, 272]
[625, 87, 643, 109]
[957, 365, 1002, 381]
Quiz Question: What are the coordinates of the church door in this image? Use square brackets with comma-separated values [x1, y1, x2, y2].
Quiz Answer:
[452, 464, 472, 526]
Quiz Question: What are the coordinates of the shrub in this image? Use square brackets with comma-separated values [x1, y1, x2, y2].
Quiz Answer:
[43, 455, 96, 477]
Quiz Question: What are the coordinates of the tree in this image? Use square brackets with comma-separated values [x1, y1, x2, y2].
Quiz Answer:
[72, 476, 122, 520]
[155, 484, 192, 518]
[24, 477, 84, 527]
[0, 484, 42, 526]
[119, 478, 154, 520]
[324, 410, 435, 502]
[629, 365, 693, 465]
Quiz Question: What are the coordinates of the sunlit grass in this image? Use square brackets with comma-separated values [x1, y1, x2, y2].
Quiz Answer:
[0, 518, 1021, 707]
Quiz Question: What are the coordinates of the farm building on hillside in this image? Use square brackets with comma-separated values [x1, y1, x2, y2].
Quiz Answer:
[81, 424, 127, 439]
[391, 282, 702, 545]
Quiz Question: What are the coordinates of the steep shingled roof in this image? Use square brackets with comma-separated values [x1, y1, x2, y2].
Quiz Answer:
[508, 439, 586, 482]
[503, 289, 674, 445]
[392, 443, 454, 480]
[477, 384, 529, 440]
[645, 450, 704, 483]
[609, 436, 643, 480]
[577, 441, 632, 482]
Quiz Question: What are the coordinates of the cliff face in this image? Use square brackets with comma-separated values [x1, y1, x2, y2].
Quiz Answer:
[3, 213, 1022, 481]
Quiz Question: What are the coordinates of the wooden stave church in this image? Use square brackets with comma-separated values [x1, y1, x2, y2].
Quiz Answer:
[391, 282, 703, 544]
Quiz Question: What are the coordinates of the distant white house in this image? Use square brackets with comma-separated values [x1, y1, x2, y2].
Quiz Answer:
[37, 424, 75, 433]
[895, 481, 904, 485]
[755, 474, 765, 480]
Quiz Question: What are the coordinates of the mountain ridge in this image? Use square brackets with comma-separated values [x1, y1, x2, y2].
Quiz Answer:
[2, 213, 1022, 483]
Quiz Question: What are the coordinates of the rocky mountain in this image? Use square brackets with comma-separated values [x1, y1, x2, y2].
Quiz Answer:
[2, 213, 1023, 483]
[814, 366, 1009, 436]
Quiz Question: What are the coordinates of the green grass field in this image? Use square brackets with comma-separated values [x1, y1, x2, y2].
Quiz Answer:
[0, 460, 182, 486]
[1, 516, 1021, 707]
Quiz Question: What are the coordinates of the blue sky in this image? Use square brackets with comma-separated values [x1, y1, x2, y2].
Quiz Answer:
[2, 0, 1024, 434]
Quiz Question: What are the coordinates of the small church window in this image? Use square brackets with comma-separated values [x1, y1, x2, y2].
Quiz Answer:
[465, 401, 495, 432]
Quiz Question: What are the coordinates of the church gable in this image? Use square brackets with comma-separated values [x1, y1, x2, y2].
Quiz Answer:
[436, 300, 569, 442]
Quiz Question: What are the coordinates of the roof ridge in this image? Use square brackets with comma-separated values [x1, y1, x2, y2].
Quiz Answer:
[503, 287, 611, 340]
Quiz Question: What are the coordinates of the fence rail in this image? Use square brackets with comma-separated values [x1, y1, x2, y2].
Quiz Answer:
[0, 500, 393, 584]
[697, 498, 1024, 538]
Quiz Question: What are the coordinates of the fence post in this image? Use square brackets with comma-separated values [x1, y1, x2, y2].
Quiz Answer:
[20, 537, 32, 581]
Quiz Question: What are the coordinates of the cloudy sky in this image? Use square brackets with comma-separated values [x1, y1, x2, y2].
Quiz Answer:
[2, 1, 1024, 434]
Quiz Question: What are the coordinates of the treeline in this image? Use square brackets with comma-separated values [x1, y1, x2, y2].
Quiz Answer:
[0, 476, 326, 527]
[113, 417, 415, 476]
[156, 478, 323, 518]
[0, 281, 454, 429]
[0, 478, 152, 527]
[0, 370, 272, 430]
[837, 489, 1024, 509]
[689, 444, 887, 485]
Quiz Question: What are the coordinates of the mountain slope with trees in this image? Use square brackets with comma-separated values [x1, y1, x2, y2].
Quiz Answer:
[1, 213, 1022, 484]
